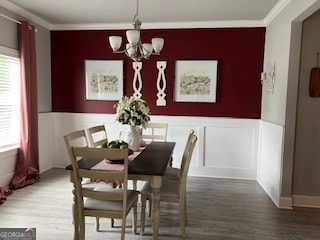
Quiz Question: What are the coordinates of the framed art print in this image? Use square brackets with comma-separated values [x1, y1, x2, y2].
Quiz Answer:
[174, 60, 218, 102]
[85, 60, 123, 101]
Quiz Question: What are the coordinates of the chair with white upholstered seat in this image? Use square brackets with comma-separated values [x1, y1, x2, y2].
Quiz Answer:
[64, 130, 114, 232]
[86, 125, 119, 228]
[140, 133, 197, 238]
[69, 147, 139, 240]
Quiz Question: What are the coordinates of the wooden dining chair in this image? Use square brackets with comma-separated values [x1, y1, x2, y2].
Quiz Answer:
[69, 146, 139, 240]
[86, 125, 120, 228]
[140, 133, 198, 238]
[86, 125, 108, 148]
[144, 129, 195, 218]
[64, 130, 114, 232]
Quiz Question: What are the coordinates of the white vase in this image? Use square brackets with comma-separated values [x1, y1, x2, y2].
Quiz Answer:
[128, 125, 142, 151]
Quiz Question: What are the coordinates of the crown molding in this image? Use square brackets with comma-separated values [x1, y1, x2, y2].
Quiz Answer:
[1, 0, 289, 31]
[50, 20, 266, 31]
[0, 0, 51, 29]
[263, 0, 292, 26]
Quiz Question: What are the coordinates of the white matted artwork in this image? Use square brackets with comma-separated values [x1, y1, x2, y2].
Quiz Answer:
[85, 60, 123, 101]
[174, 60, 218, 102]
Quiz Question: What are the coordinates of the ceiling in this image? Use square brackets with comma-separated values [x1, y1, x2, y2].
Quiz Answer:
[0, 0, 287, 30]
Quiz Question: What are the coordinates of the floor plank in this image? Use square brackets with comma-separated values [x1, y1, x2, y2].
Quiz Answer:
[0, 168, 320, 239]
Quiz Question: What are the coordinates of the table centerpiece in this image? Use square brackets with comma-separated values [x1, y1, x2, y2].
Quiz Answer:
[114, 96, 150, 151]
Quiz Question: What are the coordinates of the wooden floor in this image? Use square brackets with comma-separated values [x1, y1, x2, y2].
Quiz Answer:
[0, 168, 320, 240]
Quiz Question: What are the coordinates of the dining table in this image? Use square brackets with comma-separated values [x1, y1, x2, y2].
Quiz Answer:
[66, 141, 176, 240]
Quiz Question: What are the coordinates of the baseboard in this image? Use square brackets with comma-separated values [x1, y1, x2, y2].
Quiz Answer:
[292, 195, 320, 208]
[257, 172, 280, 207]
[279, 196, 293, 209]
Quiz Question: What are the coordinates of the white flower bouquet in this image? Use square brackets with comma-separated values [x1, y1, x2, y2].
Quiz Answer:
[114, 96, 150, 128]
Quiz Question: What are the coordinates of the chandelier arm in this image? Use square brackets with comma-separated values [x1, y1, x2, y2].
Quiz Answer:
[138, 40, 147, 58]
[124, 50, 142, 62]
[113, 49, 127, 54]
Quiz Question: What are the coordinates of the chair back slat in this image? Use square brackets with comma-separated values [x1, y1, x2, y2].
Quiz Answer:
[87, 125, 108, 148]
[142, 122, 168, 141]
[64, 129, 88, 149]
[64, 130, 89, 164]
[79, 169, 124, 182]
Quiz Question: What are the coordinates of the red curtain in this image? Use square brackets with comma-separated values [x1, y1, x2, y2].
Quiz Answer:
[10, 21, 40, 190]
[0, 188, 12, 204]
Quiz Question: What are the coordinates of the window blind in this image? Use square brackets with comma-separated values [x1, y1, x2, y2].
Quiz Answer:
[0, 47, 20, 148]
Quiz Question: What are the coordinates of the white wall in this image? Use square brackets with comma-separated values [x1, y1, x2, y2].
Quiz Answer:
[259, 0, 320, 208]
[292, 9, 320, 207]
[40, 113, 260, 180]
[0, 6, 52, 113]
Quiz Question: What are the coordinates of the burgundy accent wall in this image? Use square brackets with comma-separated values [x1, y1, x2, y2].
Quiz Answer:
[51, 28, 265, 118]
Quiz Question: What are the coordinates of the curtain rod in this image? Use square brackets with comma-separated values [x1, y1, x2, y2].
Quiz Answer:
[0, 13, 37, 32]
[0, 13, 21, 24]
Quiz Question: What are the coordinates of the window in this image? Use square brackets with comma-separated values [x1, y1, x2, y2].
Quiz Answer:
[0, 46, 20, 149]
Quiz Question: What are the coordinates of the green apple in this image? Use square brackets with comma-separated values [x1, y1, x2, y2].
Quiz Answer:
[101, 142, 107, 148]
[119, 143, 128, 149]
[109, 143, 119, 148]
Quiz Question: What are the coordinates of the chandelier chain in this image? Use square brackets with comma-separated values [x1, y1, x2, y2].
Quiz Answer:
[134, 0, 140, 23]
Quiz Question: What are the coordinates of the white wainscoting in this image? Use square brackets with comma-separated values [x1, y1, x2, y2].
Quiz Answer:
[42, 112, 260, 180]
[256, 120, 286, 208]
[7, 113, 316, 209]
[0, 148, 17, 187]
[39, 113, 53, 173]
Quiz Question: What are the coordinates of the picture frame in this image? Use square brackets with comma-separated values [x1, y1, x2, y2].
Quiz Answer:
[174, 60, 218, 103]
[85, 60, 123, 101]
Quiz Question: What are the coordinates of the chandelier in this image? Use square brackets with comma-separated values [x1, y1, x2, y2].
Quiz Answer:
[108, 0, 164, 62]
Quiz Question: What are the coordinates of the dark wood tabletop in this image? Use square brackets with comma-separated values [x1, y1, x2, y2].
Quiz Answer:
[128, 141, 175, 176]
[65, 141, 176, 176]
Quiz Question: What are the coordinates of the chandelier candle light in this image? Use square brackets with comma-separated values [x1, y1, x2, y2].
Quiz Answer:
[108, 0, 164, 62]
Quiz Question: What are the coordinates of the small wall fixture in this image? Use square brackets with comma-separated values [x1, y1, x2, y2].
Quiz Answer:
[261, 62, 276, 94]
